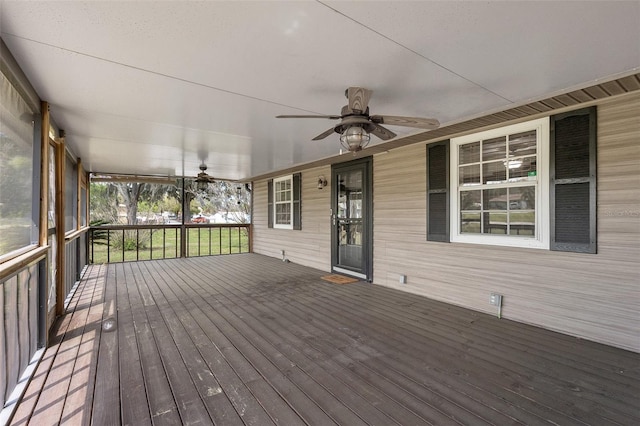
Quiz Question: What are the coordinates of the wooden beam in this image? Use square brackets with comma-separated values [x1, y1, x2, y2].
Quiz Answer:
[39, 102, 49, 246]
[91, 175, 177, 185]
[77, 158, 82, 230]
[39, 102, 52, 338]
[0, 246, 48, 282]
[55, 137, 66, 316]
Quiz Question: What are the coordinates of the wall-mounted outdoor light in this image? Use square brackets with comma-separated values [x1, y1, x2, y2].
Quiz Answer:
[317, 176, 327, 189]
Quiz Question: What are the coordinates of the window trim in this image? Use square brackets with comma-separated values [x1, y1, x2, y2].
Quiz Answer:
[450, 117, 550, 249]
[273, 174, 294, 230]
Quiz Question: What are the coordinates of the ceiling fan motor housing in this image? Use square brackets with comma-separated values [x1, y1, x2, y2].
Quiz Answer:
[333, 111, 376, 135]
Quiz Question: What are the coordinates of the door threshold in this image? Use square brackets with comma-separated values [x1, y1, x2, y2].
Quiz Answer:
[332, 266, 367, 280]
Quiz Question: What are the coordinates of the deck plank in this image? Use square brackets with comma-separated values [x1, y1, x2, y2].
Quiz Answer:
[122, 262, 182, 426]
[198, 256, 525, 424]
[115, 262, 152, 426]
[283, 262, 635, 424]
[317, 280, 637, 423]
[59, 264, 105, 426]
[137, 261, 266, 426]
[153, 260, 301, 426]
[211, 276, 459, 425]
[131, 261, 220, 425]
[172, 258, 431, 426]
[189, 257, 509, 425]
[11, 254, 640, 426]
[159, 259, 371, 426]
[91, 264, 120, 425]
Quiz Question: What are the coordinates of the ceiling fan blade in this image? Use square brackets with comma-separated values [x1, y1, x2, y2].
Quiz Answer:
[370, 115, 440, 130]
[276, 114, 341, 119]
[370, 124, 397, 141]
[311, 127, 337, 141]
[347, 87, 373, 113]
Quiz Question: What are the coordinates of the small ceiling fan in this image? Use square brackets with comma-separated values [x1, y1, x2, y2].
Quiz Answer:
[195, 163, 215, 191]
[277, 87, 439, 152]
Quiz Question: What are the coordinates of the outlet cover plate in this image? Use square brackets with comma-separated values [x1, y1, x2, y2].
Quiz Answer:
[490, 293, 502, 306]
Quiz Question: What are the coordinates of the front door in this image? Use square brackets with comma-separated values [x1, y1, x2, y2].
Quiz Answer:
[331, 157, 372, 281]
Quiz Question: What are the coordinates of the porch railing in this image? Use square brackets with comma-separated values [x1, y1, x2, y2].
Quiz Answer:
[64, 229, 88, 301]
[0, 247, 47, 415]
[88, 223, 251, 264]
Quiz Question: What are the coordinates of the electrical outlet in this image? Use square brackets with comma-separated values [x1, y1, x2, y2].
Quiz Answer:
[399, 274, 407, 284]
[490, 293, 503, 306]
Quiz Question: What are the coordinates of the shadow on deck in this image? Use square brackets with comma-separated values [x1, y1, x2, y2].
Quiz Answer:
[9, 253, 640, 425]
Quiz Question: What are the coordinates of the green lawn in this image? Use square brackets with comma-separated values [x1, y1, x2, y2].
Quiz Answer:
[90, 227, 249, 264]
[461, 211, 535, 235]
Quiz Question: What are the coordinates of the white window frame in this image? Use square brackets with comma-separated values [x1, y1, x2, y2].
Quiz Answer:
[450, 117, 550, 249]
[273, 174, 293, 230]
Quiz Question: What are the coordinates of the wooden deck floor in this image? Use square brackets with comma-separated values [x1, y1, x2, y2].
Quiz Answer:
[9, 254, 640, 425]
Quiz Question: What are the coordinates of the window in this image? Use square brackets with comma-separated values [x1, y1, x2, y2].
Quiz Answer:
[450, 118, 550, 249]
[0, 70, 36, 259]
[80, 186, 87, 227]
[273, 175, 293, 229]
[267, 173, 301, 230]
[65, 153, 78, 232]
[427, 108, 595, 253]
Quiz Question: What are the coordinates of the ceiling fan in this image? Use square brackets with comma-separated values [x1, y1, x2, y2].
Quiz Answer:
[195, 163, 215, 191]
[277, 87, 440, 152]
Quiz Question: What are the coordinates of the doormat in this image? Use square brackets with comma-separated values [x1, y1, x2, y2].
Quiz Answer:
[321, 274, 360, 285]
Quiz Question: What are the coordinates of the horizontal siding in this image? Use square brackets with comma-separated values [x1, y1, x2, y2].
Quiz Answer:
[252, 92, 639, 352]
[253, 166, 331, 272]
[373, 92, 640, 352]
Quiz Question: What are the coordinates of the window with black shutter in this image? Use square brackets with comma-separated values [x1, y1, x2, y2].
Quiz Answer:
[550, 107, 596, 253]
[426, 141, 450, 242]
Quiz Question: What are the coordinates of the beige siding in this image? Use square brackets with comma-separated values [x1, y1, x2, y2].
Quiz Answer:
[252, 92, 639, 352]
[253, 166, 332, 271]
[373, 92, 640, 352]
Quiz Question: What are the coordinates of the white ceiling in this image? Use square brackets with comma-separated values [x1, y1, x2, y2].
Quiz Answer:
[1, 1, 638, 181]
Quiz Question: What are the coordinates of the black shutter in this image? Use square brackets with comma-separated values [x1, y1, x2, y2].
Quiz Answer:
[426, 140, 450, 242]
[293, 173, 302, 230]
[550, 107, 596, 253]
[267, 179, 273, 228]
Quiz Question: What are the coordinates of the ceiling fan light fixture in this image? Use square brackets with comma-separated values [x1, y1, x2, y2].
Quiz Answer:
[195, 163, 213, 191]
[503, 157, 523, 169]
[340, 125, 370, 153]
[196, 179, 209, 192]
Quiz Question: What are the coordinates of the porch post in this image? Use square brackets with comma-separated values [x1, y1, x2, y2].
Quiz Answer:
[39, 102, 49, 246]
[180, 177, 187, 258]
[39, 101, 50, 345]
[55, 132, 65, 316]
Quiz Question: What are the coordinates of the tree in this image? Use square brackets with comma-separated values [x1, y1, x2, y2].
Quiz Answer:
[114, 182, 148, 225]
[88, 178, 251, 227]
[208, 181, 251, 223]
[89, 182, 118, 223]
